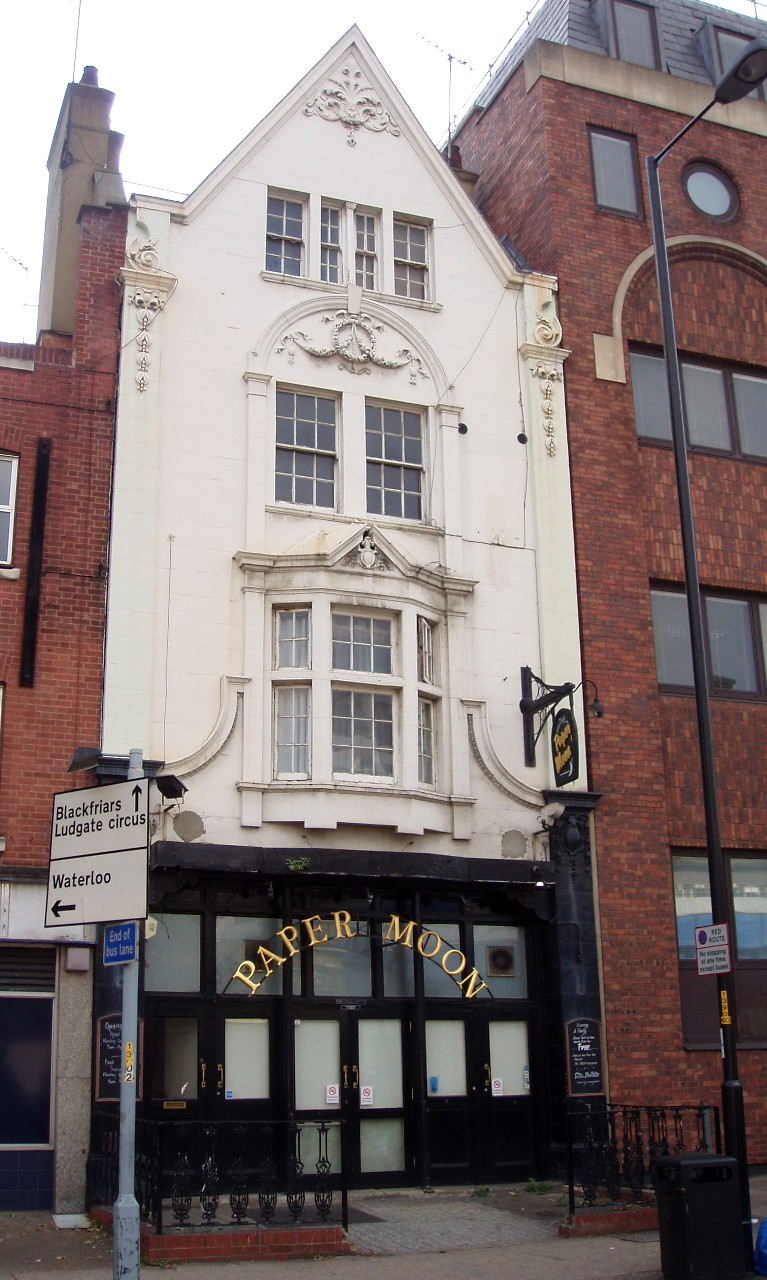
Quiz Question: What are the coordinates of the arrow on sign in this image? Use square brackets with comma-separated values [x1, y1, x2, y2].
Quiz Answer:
[132, 785, 142, 811]
[51, 899, 76, 918]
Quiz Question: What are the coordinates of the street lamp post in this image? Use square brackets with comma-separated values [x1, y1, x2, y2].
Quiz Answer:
[646, 38, 767, 1271]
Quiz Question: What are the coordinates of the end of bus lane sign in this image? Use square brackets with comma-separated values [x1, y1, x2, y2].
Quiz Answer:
[45, 778, 150, 927]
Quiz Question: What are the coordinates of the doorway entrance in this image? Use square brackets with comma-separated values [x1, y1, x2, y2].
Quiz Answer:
[294, 1009, 412, 1186]
[426, 1013, 532, 1182]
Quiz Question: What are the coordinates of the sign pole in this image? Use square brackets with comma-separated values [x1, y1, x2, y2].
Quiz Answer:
[113, 747, 143, 1280]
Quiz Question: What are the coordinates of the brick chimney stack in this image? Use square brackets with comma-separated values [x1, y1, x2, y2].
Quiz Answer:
[37, 66, 127, 337]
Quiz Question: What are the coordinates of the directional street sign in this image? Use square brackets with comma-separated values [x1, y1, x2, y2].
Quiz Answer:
[45, 778, 150, 927]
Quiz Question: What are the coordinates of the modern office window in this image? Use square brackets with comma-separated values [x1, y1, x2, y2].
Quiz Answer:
[631, 350, 767, 458]
[393, 219, 429, 299]
[320, 203, 343, 284]
[275, 389, 336, 508]
[651, 588, 764, 696]
[715, 29, 766, 101]
[588, 128, 641, 216]
[355, 213, 378, 289]
[265, 194, 304, 275]
[673, 854, 767, 1043]
[611, 0, 660, 69]
[0, 454, 18, 566]
[365, 403, 424, 520]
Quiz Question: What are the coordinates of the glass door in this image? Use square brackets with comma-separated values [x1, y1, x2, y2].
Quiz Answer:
[424, 1014, 533, 1183]
[293, 1011, 411, 1186]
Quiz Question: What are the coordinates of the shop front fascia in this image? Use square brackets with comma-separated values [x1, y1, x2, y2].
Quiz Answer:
[92, 817, 601, 1189]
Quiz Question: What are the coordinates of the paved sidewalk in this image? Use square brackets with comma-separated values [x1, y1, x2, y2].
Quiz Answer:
[2, 1175, 766, 1280]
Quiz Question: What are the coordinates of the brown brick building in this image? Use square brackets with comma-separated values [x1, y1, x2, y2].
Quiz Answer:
[0, 71, 126, 1209]
[455, 0, 767, 1158]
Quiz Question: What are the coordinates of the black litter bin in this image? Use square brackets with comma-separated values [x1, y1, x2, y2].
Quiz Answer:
[652, 1153, 746, 1280]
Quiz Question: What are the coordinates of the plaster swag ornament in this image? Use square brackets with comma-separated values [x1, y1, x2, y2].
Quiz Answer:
[128, 287, 163, 392]
[277, 310, 428, 383]
[531, 362, 563, 457]
[305, 60, 400, 144]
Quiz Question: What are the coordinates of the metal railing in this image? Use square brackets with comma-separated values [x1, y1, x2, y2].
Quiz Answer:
[566, 1101, 721, 1217]
[87, 1114, 348, 1233]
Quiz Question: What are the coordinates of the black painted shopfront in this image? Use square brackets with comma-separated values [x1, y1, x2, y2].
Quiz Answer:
[91, 799, 601, 1189]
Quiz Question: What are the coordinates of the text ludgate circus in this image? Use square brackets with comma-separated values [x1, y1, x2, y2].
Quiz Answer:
[53, 811, 146, 840]
[232, 913, 488, 998]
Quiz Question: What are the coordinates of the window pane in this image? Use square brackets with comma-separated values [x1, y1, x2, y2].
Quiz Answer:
[0, 998, 52, 1143]
[423, 924, 462, 998]
[274, 390, 336, 507]
[275, 686, 310, 775]
[276, 608, 310, 669]
[475, 925, 528, 999]
[682, 364, 731, 450]
[717, 29, 763, 100]
[630, 352, 672, 440]
[731, 860, 767, 959]
[733, 373, 767, 457]
[672, 856, 711, 960]
[144, 914, 201, 991]
[614, 0, 658, 69]
[706, 597, 756, 692]
[418, 697, 434, 785]
[216, 916, 284, 994]
[590, 131, 639, 214]
[332, 689, 393, 776]
[651, 591, 693, 686]
[313, 932, 372, 997]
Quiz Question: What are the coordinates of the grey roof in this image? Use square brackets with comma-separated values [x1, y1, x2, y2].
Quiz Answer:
[473, 0, 767, 112]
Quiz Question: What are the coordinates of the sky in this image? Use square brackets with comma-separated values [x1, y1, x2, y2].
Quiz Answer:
[0, 0, 762, 342]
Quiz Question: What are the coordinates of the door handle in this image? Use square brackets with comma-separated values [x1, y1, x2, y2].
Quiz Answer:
[217, 1062, 224, 1090]
[200, 1059, 207, 1089]
[343, 1064, 348, 1089]
[484, 1062, 491, 1089]
[352, 1064, 359, 1089]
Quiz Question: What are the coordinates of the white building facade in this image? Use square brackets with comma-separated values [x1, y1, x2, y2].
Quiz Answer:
[97, 29, 598, 1187]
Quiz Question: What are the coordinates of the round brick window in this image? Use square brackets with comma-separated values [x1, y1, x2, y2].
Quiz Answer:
[682, 163, 739, 220]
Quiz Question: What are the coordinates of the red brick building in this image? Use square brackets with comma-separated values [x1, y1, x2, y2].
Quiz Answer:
[455, 0, 767, 1158]
[0, 70, 126, 1209]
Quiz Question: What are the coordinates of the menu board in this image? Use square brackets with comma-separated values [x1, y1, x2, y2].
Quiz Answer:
[95, 1014, 143, 1102]
[566, 1018, 604, 1096]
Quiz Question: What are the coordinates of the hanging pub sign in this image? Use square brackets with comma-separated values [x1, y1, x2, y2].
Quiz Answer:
[551, 706, 579, 785]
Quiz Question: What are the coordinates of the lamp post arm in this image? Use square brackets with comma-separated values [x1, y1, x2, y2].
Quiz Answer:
[653, 98, 715, 166]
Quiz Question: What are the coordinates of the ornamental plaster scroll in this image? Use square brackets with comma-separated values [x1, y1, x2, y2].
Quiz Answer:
[126, 235, 161, 272]
[163, 676, 250, 778]
[277, 309, 429, 384]
[463, 699, 543, 810]
[533, 298, 563, 348]
[305, 57, 400, 145]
